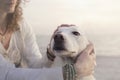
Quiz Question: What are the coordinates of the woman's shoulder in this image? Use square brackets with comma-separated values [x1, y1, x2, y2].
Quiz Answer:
[17, 18, 37, 42]
[18, 18, 34, 36]
[19, 19, 32, 31]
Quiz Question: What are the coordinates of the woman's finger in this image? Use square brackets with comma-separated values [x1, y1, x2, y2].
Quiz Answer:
[82, 43, 94, 56]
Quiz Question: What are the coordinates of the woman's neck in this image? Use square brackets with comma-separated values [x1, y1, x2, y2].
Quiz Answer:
[0, 11, 7, 28]
[0, 10, 7, 29]
[0, 10, 8, 34]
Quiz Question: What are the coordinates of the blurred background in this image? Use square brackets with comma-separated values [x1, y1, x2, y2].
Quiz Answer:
[23, 0, 120, 79]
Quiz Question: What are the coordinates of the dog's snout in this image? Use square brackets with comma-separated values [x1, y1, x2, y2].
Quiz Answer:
[54, 34, 64, 42]
[53, 34, 65, 51]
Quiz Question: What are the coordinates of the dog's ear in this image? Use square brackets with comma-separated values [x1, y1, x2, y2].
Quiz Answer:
[47, 44, 51, 53]
[46, 44, 56, 61]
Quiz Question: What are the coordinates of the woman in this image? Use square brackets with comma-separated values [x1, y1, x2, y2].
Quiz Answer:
[0, 0, 96, 80]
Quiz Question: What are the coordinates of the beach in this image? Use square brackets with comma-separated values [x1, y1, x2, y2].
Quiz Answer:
[36, 34, 120, 80]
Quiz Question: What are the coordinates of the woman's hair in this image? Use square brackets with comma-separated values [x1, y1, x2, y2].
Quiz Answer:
[6, 0, 27, 31]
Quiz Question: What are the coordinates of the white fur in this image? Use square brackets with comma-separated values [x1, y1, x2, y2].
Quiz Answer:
[48, 25, 95, 80]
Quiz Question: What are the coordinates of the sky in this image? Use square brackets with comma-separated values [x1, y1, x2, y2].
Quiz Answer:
[23, 0, 120, 35]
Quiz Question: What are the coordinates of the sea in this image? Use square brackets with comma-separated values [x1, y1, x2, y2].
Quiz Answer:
[36, 34, 120, 80]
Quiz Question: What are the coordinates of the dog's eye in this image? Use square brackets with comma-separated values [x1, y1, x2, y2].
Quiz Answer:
[72, 31, 80, 36]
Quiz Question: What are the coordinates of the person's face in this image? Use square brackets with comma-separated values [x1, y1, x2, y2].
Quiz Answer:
[0, 0, 18, 13]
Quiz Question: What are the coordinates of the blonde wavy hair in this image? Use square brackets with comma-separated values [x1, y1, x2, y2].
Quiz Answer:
[6, 0, 27, 31]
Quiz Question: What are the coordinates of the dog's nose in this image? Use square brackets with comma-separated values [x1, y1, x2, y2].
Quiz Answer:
[54, 34, 64, 42]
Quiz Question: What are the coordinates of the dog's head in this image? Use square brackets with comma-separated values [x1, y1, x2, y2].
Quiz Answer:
[48, 24, 89, 58]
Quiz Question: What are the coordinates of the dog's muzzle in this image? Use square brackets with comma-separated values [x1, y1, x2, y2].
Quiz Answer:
[53, 34, 66, 51]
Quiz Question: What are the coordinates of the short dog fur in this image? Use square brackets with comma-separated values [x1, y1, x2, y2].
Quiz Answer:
[47, 24, 95, 80]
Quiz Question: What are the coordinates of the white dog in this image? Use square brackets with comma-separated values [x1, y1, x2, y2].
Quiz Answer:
[47, 24, 95, 80]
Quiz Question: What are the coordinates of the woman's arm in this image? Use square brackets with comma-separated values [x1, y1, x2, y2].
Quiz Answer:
[0, 54, 64, 80]
[0, 54, 15, 80]
[19, 20, 52, 68]
[6, 67, 63, 80]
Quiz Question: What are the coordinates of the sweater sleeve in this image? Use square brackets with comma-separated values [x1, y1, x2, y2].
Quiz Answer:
[6, 67, 63, 80]
[0, 54, 63, 80]
[0, 54, 15, 80]
[19, 20, 52, 68]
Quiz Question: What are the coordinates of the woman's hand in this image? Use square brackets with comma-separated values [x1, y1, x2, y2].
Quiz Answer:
[74, 43, 96, 78]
